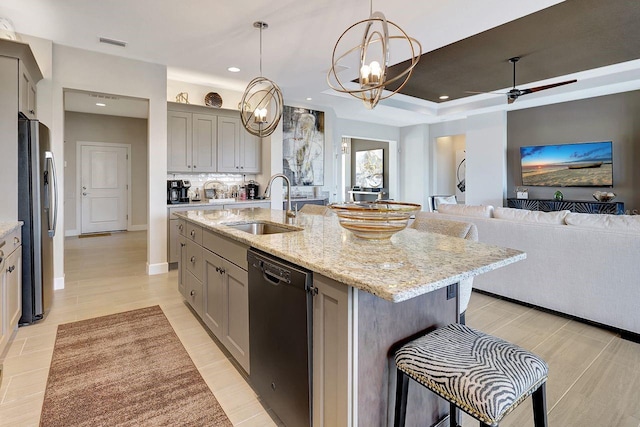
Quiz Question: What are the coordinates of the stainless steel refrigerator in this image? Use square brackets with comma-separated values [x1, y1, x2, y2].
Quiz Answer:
[18, 114, 58, 325]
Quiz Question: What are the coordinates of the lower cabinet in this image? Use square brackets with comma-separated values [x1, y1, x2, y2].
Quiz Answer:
[202, 250, 249, 371]
[1, 227, 23, 358]
[312, 274, 351, 427]
[179, 221, 250, 373]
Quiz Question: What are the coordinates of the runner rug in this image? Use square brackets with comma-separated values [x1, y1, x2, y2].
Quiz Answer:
[40, 305, 232, 426]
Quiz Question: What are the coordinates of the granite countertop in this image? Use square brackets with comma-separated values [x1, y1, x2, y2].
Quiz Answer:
[175, 208, 525, 303]
[0, 221, 22, 239]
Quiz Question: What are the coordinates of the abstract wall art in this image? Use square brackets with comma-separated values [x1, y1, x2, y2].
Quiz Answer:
[355, 148, 383, 188]
[283, 106, 324, 186]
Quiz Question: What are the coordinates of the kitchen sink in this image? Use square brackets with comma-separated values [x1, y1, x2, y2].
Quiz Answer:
[224, 221, 302, 235]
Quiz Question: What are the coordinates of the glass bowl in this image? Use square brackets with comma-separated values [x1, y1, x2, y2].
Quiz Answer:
[328, 201, 421, 239]
[593, 191, 616, 202]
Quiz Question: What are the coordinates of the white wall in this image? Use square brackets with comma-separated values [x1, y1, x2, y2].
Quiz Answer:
[465, 111, 507, 207]
[52, 44, 168, 284]
[399, 124, 430, 208]
[167, 79, 243, 112]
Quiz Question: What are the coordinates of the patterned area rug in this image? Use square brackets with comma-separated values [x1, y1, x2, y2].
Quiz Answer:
[40, 305, 232, 426]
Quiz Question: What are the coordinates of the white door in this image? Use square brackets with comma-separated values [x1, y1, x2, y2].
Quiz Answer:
[81, 144, 128, 234]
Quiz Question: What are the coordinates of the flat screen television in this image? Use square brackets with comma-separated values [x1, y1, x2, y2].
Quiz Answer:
[520, 141, 613, 187]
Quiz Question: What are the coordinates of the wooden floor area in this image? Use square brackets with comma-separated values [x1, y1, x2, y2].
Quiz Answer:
[1, 230, 639, 426]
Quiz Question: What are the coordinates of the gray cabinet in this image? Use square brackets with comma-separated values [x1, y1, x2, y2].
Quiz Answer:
[203, 250, 225, 339]
[217, 117, 261, 173]
[192, 113, 217, 172]
[0, 40, 43, 219]
[178, 220, 250, 373]
[167, 103, 260, 174]
[0, 227, 23, 358]
[167, 111, 192, 172]
[167, 110, 217, 173]
[312, 274, 350, 427]
[18, 61, 37, 119]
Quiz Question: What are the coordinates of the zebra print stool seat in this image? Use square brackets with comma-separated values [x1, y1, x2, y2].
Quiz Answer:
[394, 323, 548, 427]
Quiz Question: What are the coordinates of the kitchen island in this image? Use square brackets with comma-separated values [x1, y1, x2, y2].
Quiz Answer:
[175, 208, 525, 426]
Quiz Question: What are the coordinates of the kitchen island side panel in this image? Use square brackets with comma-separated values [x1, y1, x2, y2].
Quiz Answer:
[357, 287, 455, 427]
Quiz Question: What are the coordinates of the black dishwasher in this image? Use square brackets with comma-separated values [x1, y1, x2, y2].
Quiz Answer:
[247, 249, 314, 427]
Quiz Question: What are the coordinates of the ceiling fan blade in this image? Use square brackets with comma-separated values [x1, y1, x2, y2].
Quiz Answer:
[518, 79, 577, 95]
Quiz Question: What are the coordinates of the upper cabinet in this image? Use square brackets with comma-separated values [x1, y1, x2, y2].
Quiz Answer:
[217, 117, 260, 174]
[0, 40, 43, 120]
[167, 102, 260, 174]
[19, 61, 37, 119]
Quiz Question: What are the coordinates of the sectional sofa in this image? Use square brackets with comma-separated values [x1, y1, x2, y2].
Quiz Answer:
[416, 204, 640, 337]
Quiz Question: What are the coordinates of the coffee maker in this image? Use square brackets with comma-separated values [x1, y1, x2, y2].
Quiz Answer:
[167, 180, 191, 204]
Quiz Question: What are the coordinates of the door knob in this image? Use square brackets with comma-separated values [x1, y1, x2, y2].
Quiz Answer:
[82, 192, 88, 196]
[190, 256, 196, 263]
[190, 290, 195, 296]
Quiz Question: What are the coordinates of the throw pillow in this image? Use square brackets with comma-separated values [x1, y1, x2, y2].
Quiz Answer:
[494, 207, 570, 224]
[437, 203, 494, 218]
[564, 213, 640, 231]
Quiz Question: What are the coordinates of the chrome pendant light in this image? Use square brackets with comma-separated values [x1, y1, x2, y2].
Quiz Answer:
[327, 2, 422, 109]
[241, 21, 283, 137]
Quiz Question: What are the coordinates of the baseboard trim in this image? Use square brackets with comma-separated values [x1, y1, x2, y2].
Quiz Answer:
[128, 225, 147, 232]
[65, 229, 79, 237]
[54, 276, 65, 290]
[474, 289, 640, 343]
[147, 262, 168, 276]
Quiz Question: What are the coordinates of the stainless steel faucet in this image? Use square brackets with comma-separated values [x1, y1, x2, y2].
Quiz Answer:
[264, 173, 296, 218]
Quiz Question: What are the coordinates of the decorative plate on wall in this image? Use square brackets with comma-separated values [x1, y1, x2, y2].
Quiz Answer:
[204, 92, 223, 108]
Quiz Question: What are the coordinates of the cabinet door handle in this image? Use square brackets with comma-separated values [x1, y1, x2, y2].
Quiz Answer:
[190, 256, 196, 263]
[30, 109, 35, 115]
[7, 265, 15, 273]
[193, 165, 197, 169]
[180, 242, 186, 247]
[178, 224, 183, 231]
[219, 268, 225, 275]
[188, 165, 192, 168]
[190, 290, 195, 296]
[14, 237, 20, 244]
[190, 230, 196, 237]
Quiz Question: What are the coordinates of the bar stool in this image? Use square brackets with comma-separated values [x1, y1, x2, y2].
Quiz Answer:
[394, 323, 548, 427]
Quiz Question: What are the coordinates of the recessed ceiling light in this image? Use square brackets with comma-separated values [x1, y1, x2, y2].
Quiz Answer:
[439, 95, 450, 100]
[96, 102, 106, 107]
[306, 97, 312, 101]
[228, 67, 240, 73]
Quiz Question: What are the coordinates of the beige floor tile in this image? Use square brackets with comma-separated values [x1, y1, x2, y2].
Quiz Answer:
[186, 339, 229, 368]
[0, 367, 49, 404]
[2, 348, 53, 376]
[0, 392, 44, 426]
[235, 411, 280, 426]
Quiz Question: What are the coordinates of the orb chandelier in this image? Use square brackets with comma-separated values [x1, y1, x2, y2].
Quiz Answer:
[327, 3, 422, 110]
[240, 21, 283, 137]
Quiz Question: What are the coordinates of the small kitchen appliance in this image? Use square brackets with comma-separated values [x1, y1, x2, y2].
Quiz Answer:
[246, 180, 260, 199]
[167, 180, 190, 204]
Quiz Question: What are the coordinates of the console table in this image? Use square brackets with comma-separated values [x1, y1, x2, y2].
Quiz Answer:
[507, 198, 624, 215]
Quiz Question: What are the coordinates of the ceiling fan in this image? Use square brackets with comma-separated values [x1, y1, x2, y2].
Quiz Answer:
[468, 57, 577, 104]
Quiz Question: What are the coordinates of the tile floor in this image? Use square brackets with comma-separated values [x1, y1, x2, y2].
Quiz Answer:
[1, 230, 639, 426]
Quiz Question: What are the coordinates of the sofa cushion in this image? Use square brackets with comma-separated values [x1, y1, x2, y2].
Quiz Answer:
[565, 212, 640, 231]
[437, 203, 494, 218]
[494, 207, 570, 224]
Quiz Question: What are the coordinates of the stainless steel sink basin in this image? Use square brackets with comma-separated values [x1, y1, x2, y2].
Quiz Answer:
[224, 221, 302, 235]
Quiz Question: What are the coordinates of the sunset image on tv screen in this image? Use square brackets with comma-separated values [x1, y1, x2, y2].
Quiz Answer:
[520, 141, 613, 187]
